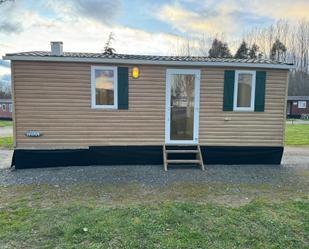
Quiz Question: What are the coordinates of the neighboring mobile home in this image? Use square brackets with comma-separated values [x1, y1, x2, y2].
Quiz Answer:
[0, 99, 13, 120]
[4, 42, 294, 169]
[286, 96, 309, 119]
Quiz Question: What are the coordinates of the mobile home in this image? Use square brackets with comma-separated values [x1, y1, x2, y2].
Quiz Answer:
[286, 96, 309, 119]
[3, 42, 293, 169]
[0, 99, 12, 120]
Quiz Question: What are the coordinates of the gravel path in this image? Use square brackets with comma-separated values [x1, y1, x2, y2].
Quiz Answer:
[0, 146, 308, 187]
[0, 150, 13, 169]
[282, 146, 309, 165]
[0, 126, 13, 137]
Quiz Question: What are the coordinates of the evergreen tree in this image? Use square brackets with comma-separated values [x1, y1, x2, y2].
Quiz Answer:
[270, 39, 287, 61]
[103, 32, 116, 55]
[248, 43, 263, 59]
[234, 41, 249, 59]
[208, 38, 232, 58]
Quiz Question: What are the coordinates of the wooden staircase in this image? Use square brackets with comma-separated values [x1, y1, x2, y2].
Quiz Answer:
[163, 144, 205, 171]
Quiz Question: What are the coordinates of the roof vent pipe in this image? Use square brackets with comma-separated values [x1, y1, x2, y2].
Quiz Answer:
[51, 41, 63, 56]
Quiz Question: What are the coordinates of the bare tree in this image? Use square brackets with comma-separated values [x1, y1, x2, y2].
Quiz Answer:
[297, 20, 309, 73]
[197, 34, 210, 56]
[168, 36, 204, 57]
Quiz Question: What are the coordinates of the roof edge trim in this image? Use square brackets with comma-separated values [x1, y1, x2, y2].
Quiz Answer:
[2, 55, 295, 69]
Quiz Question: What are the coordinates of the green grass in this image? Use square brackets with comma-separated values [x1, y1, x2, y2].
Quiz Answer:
[0, 120, 12, 127]
[0, 198, 308, 249]
[0, 136, 13, 149]
[0, 179, 308, 249]
[285, 124, 309, 145]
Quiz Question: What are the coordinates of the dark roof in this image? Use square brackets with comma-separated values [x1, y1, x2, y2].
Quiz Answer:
[5, 51, 293, 65]
[287, 96, 309, 101]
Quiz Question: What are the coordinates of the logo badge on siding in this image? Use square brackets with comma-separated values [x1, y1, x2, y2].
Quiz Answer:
[25, 130, 42, 137]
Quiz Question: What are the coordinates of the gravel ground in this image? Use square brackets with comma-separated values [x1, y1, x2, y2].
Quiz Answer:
[0, 163, 308, 187]
[0, 126, 13, 137]
[0, 146, 308, 187]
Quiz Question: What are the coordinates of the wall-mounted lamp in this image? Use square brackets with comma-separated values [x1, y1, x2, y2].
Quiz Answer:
[132, 66, 139, 79]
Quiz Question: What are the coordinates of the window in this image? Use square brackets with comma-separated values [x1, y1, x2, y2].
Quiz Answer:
[298, 101, 306, 109]
[1, 104, 6, 112]
[9, 104, 12, 112]
[233, 71, 256, 111]
[91, 66, 118, 109]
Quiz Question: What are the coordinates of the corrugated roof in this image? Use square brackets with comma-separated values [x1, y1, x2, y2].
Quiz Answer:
[3, 51, 295, 69]
[287, 96, 309, 101]
[4, 51, 292, 65]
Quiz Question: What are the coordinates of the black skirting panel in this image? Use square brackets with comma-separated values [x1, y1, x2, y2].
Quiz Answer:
[12, 146, 163, 169]
[11, 146, 284, 169]
[200, 146, 283, 165]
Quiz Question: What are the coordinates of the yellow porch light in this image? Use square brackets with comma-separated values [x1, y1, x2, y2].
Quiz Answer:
[132, 66, 139, 78]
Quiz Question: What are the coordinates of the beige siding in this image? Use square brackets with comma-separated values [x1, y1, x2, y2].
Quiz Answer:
[199, 68, 287, 146]
[13, 61, 288, 149]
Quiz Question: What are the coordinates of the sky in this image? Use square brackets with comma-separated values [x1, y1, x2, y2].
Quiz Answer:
[0, 0, 309, 89]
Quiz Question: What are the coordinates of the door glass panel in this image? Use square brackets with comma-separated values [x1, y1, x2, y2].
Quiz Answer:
[170, 74, 195, 141]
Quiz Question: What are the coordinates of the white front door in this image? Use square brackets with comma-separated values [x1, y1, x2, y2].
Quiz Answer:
[165, 69, 200, 144]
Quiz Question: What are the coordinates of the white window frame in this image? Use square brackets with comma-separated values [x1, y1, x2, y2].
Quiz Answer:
[233, 70, 256, 112]
[298, 101, 306, 109]
[91, 66, 118, 109]
[1, 104, 6, 112]
[165, 69, 201, 144]
[9, 104, 13, 112]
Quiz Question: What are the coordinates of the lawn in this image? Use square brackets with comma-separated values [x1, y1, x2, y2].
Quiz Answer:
[0, 120, 12, 127]
[0, 137, 13, 149]
[285, 124, 309, 145]
[0, 183, 308, 249]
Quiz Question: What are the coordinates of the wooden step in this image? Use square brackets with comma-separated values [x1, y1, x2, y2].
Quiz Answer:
[166, 159, 201, 164]
[163, 144, 205, 171]
[166, 150, 199, 153]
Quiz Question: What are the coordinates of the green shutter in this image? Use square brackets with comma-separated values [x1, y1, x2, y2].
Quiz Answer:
[117, 67, 129, 109]
[255, 71, 266, 112]
[223, 70, 235, 111]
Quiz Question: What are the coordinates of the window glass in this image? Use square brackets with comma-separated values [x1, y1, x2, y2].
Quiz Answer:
[2, 104, 6, 111]
[298, 101, 306, 109]
[237, 73, 253, 108]
[9, 104, 12, 112]
[95, 69, 115, 106]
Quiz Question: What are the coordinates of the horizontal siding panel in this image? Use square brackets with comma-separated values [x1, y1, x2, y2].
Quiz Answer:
[13, 62, 288, 148]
